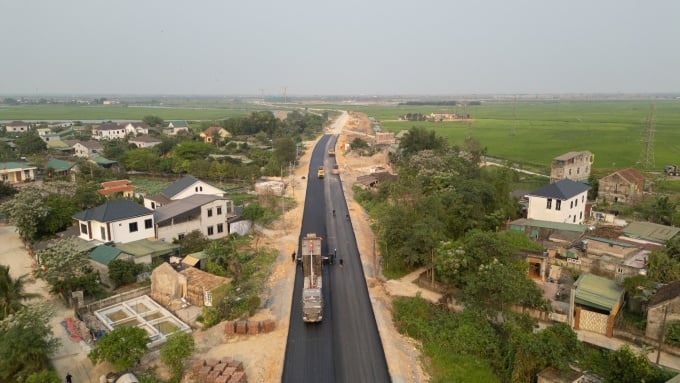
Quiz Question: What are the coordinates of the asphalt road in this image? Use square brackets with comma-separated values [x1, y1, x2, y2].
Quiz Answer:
[282, 134, 391, 383]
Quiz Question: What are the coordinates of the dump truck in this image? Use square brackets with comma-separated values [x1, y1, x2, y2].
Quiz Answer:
[665, 165, 680, 176]
[331, 164, 340, 175]
[301, 233, 323, 323]
[317, 165, 325, 179]
[328, 148, 336, 156]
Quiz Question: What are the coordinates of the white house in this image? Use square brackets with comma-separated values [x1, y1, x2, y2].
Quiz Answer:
[92, 123, 126, 140]
[0, 162, 37, 184]
[123, 122, 150, 136]
[73, 140, 104, 158]
[73, 199, 155, 244]
[5, 121, 30, 133]
[527, 179, 590, 224]
[144, 175, 225, 210]
[154, 194, 233, 242]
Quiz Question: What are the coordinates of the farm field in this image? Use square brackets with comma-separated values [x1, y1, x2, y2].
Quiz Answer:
[0, 103, 261, 121]
[316, 100, 680, 175]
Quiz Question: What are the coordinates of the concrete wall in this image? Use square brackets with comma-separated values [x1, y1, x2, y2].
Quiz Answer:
[527, 192, 588, 224]
[576, 307, 609, 335]
[647, 298, 680, 341]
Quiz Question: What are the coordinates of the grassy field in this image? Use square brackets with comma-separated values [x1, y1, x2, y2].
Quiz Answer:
[316, 100, 680, 174]
[0, 104, 261, 121]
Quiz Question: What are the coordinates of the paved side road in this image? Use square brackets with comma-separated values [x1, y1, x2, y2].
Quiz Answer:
[0, 225, 104, 383]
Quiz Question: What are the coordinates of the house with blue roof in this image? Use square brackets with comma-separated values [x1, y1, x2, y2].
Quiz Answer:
[73, 199, 154, 244]
[527, 179, 590, 225]
[143, 175, 226, 210]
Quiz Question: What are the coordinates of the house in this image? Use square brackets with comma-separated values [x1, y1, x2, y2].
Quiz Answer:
[88, 244, 134, 287]
[114, 238, 179, 265]
[163, 120, 190, 136]
[123, 122, 150, 136]
[526, 179, 591, 224]
[550, 151, 594, 183]
[375, 132, 396, 145]
[199, 126, 230, 144]
[89, 156, 118, 169]
[150, 262, 230, 308]
[355, 172, 397, 190]
[143, 175, 225, 210]
[73, 140, 104, 158]
[646, 280, 680, 341]
[92, 123, 126, 140]
[129, 135, 162, 149]
[569, 273, 624, 337]
[4, 121, 30, 133]
[99, 179, 136, 199]
[45, 158, 77, 178]
[622, 221, 680, 246]
[0, 162, 37, 184]
[598, 168, 645, 203]
[73, 199, 155, 244]
[154, 194, 234, 242]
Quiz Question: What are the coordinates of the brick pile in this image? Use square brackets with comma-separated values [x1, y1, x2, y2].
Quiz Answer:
[191, 358, 247, 383]
[224, 319, 275, 337]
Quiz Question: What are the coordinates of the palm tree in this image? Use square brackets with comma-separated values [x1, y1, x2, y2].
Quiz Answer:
[0, 265, 40, 319]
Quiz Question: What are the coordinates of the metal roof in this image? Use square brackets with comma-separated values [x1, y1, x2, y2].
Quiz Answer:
[89, 245, 127, 266]
[528, 179, 590, 200]
[0, 162, 37, 170]
[115, 239, 178, 258]
[623, 221, 680, 244]
[153, 194, 224, 224]
[574, 273, 623, 312]
[508, 218, 588, 233]
[160, 175, 200, 198]
[73, 199, 153, 222]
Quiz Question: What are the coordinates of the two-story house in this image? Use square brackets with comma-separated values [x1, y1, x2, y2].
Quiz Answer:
[92, 123, 126, 140]
[550, 151, 594, 183]
[73, 140, 104, 158]
[4, 121, 30, 133]
[527, 179, 591, 224]
[123, 122, 150, 136]
[144, 175, 225, 210]
[597, 167, 645, 204]
[154, 194, 233, 242]
[73, 199, 155, 244]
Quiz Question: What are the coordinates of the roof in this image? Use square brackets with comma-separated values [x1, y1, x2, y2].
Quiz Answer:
[574, 273, 624, 312]
[553, 150, 592, 161]
[182, 255, 200, 267]
[623, 221, 680, 244]
[6, 121, 28, 126]
[90, 156, 117, 165]
[129, 136, 161, 143]
[201, 126, 226, 136]
[160, 175, 200, 198]
[0, 162, 37, 170]
[46, 158, 76, 171]
[649, 280, 680, 308]
[154, 194, 224, 224]
[508, 218, 588, 233]
[94, 123, 121, 131]
[586, 236, 638, 248]
[76, 140, 104, 149]
[608, 167, 645, 186]
[167, 120, 188, 128]
[115, 238, 179, 258]
[73, 199, 152, 222]
[89, 245, 127, 266]
[180, 265, 230, 290]
[528, 179, 590, 200]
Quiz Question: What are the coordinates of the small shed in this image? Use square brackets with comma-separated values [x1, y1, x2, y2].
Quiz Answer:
[646, 280, 680, 341]
[182, 251, 208, 270]
[569, 273, 624, 337]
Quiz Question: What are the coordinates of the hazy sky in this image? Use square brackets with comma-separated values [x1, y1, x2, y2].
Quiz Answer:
[2, 0, 679, 96]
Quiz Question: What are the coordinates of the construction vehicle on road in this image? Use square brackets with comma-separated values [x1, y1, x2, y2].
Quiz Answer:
[665, 165, 680, 176]
[317, 166, 325, 178]
[328, 148, 336, 156]
[301, 233, 323, 322]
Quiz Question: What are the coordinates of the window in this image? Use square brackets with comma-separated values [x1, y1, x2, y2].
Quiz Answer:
[217, 207, 222, 215]
[200, 186, 203, 191]
[573, 216, 576, 223]
[577, 168, 580, 174]
[195, 186, 199, 192]
[145, 218, 153, 229]
[580, 212, 583, 219]
[547, 198, 552, 209]
[217, 223, 224, 233]
[569, 169, 572, 175]
[178, 233, 185, 240]
[207, 226, 214, 236]
[80, 223, 88, 234]
[582, 196, 585, 203]
[129, 222, 138, 232]
[1, 174, 7, 182]
[207, 208, 213, 217]
[556, 200, 561, 210]
[151, 202, 155, 209]
[569, 201, 573, 209]
[101, 227, 106, 240]
[575, 199, 578, 207]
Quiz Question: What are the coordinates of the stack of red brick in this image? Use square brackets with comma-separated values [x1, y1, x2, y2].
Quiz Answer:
[191, 358, 247, 383]
[224, 319, 275, 337]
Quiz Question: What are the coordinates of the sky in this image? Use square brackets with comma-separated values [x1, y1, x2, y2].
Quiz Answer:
[2, 0, 680, 96]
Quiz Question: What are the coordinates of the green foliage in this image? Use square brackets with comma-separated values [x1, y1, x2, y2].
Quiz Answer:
[143, 115, 164, 127]
[605, 345, 662, 383]
[34, 237, 101, 298]
[108, 259, 144, 287]
[0, 265, 39, 320]
[665, 320, 680, 347]
[399, 126, 446, 155]
[26, 370, 61, 383]
[88, 326, 149, 371]
[0, 304, 60, 383]
[175, 230, 211, 254]
[242, 202, 266, 224]
[160, 331, 195, 378]
[350, 137, 369, 149]
[14, 131, 46, 157]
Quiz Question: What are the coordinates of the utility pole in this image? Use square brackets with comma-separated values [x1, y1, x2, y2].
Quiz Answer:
[282, 86, 288, 103]
[640, 104, 656, 169]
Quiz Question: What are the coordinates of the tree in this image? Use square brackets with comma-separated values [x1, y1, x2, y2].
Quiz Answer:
[142, 115, 164, 127]
[242, 202, 265, 224]
[0, 186, 49, 245]
[26, 370, 61, 383]
[273, 137, 297, 165]
[108, 259, 144, 287]
[175, 230, 210, 255]
[88, 326, 149, 371]
[160, 331, 195, 378]
[14, 131, 46, 157]
[0, 304, 60, 382]
[606, 345, 655, 383]
[0, 265, 40, 320]
[399, 126, 446, 155]
[34, 237, 97, 298]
